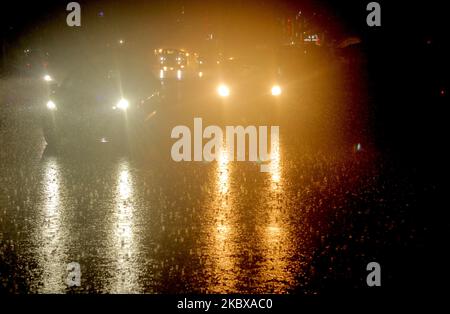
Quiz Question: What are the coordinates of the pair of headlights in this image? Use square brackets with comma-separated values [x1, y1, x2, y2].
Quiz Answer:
[217, 84, 282, 97]
[46, 98, 130, 111]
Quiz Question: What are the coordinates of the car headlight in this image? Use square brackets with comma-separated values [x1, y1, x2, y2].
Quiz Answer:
[46, 100, 57, 110]
[116, 98, 129, 111]
[43, 74, 53, 82]
[271, 85, 282, 96]
[217, 84, 230, 97]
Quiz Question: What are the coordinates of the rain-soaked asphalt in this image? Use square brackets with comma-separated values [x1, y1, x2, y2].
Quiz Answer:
[0, 66, 425, 294]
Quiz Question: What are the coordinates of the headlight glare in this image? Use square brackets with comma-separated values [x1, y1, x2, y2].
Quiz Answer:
[117, 98, 129, 110]
[46, 100, 56, 110]
[217, 84, 230, 97]
[43, 74, 53, 82]
[271, 85, 282, 96]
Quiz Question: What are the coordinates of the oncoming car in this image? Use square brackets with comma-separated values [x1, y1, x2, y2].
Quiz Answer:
[154, 48, 201, 81]
[41, 61, 162, 146]
[211, 56, 285, 102]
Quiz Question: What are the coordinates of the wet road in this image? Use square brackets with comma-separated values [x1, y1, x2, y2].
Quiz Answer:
[0, 68, 424, 294]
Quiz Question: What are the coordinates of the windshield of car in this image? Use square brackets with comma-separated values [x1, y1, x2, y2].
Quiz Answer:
[221, 56, 280, 80]
[61, 62, 158, 96]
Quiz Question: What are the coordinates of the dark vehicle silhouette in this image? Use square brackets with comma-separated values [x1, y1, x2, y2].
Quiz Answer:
[41, 60, 162, 146]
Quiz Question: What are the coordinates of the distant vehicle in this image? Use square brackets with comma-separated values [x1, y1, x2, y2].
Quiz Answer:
[154, 48, 200, 80]
[209, 56, 285, 101]
[41, 60, 162, 146]
[12, 47, 51, 78]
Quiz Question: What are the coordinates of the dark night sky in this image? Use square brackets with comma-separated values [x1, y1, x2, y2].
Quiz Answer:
[1, 1, 447, 47]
